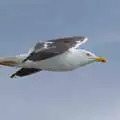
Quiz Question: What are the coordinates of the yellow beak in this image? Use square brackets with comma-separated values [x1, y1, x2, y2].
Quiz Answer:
[95, 57, 108, 63]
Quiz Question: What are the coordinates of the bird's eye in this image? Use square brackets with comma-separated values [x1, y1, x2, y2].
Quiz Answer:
[86, 53, 91, 56]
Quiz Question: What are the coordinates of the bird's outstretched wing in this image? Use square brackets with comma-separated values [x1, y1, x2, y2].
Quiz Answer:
[10, 68, 42, 78]
[23, 36, 88, 62]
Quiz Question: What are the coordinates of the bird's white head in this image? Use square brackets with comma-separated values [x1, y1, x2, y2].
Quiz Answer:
[77, 49, 108, 66]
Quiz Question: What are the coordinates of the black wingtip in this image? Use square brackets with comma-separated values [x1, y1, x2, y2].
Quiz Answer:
[10, 68, 42, 78]
[10, 73, 17, 78]
[22, 58, 28, 63]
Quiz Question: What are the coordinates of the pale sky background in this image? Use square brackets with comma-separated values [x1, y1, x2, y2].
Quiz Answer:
[0, 0, 120, 120]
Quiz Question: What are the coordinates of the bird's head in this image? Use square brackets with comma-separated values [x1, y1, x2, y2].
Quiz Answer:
[78, 49, 108, 66]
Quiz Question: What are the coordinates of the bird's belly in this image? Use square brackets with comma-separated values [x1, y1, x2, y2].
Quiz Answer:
[23, 51, 80, 71]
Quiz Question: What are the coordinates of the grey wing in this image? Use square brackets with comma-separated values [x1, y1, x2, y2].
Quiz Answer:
[23, 36, 88, 62]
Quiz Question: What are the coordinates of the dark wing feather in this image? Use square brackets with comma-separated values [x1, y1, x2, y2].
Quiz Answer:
[23, 36, 87, 62]
[10, 68, 42, 78]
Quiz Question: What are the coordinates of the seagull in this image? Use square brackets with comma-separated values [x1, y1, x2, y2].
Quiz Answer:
[0, 36, 107, 78]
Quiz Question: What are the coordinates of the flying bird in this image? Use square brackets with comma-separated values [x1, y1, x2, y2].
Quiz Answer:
[0, 36, 107, 78]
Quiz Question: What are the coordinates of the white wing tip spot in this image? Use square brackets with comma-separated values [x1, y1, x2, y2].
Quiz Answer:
[84, 37, 88, 42]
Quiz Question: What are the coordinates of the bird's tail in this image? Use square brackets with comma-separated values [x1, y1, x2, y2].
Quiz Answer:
[0, 55, 27, 67]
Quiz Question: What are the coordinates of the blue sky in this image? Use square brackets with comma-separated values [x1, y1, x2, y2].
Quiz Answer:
[0, 0, 120, 120]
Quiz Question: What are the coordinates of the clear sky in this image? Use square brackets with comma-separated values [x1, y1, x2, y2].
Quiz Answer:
[0, 0, 120, 120]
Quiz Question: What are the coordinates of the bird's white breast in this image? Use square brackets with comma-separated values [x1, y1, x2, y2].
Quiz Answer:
[22, 49, 84, 71]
